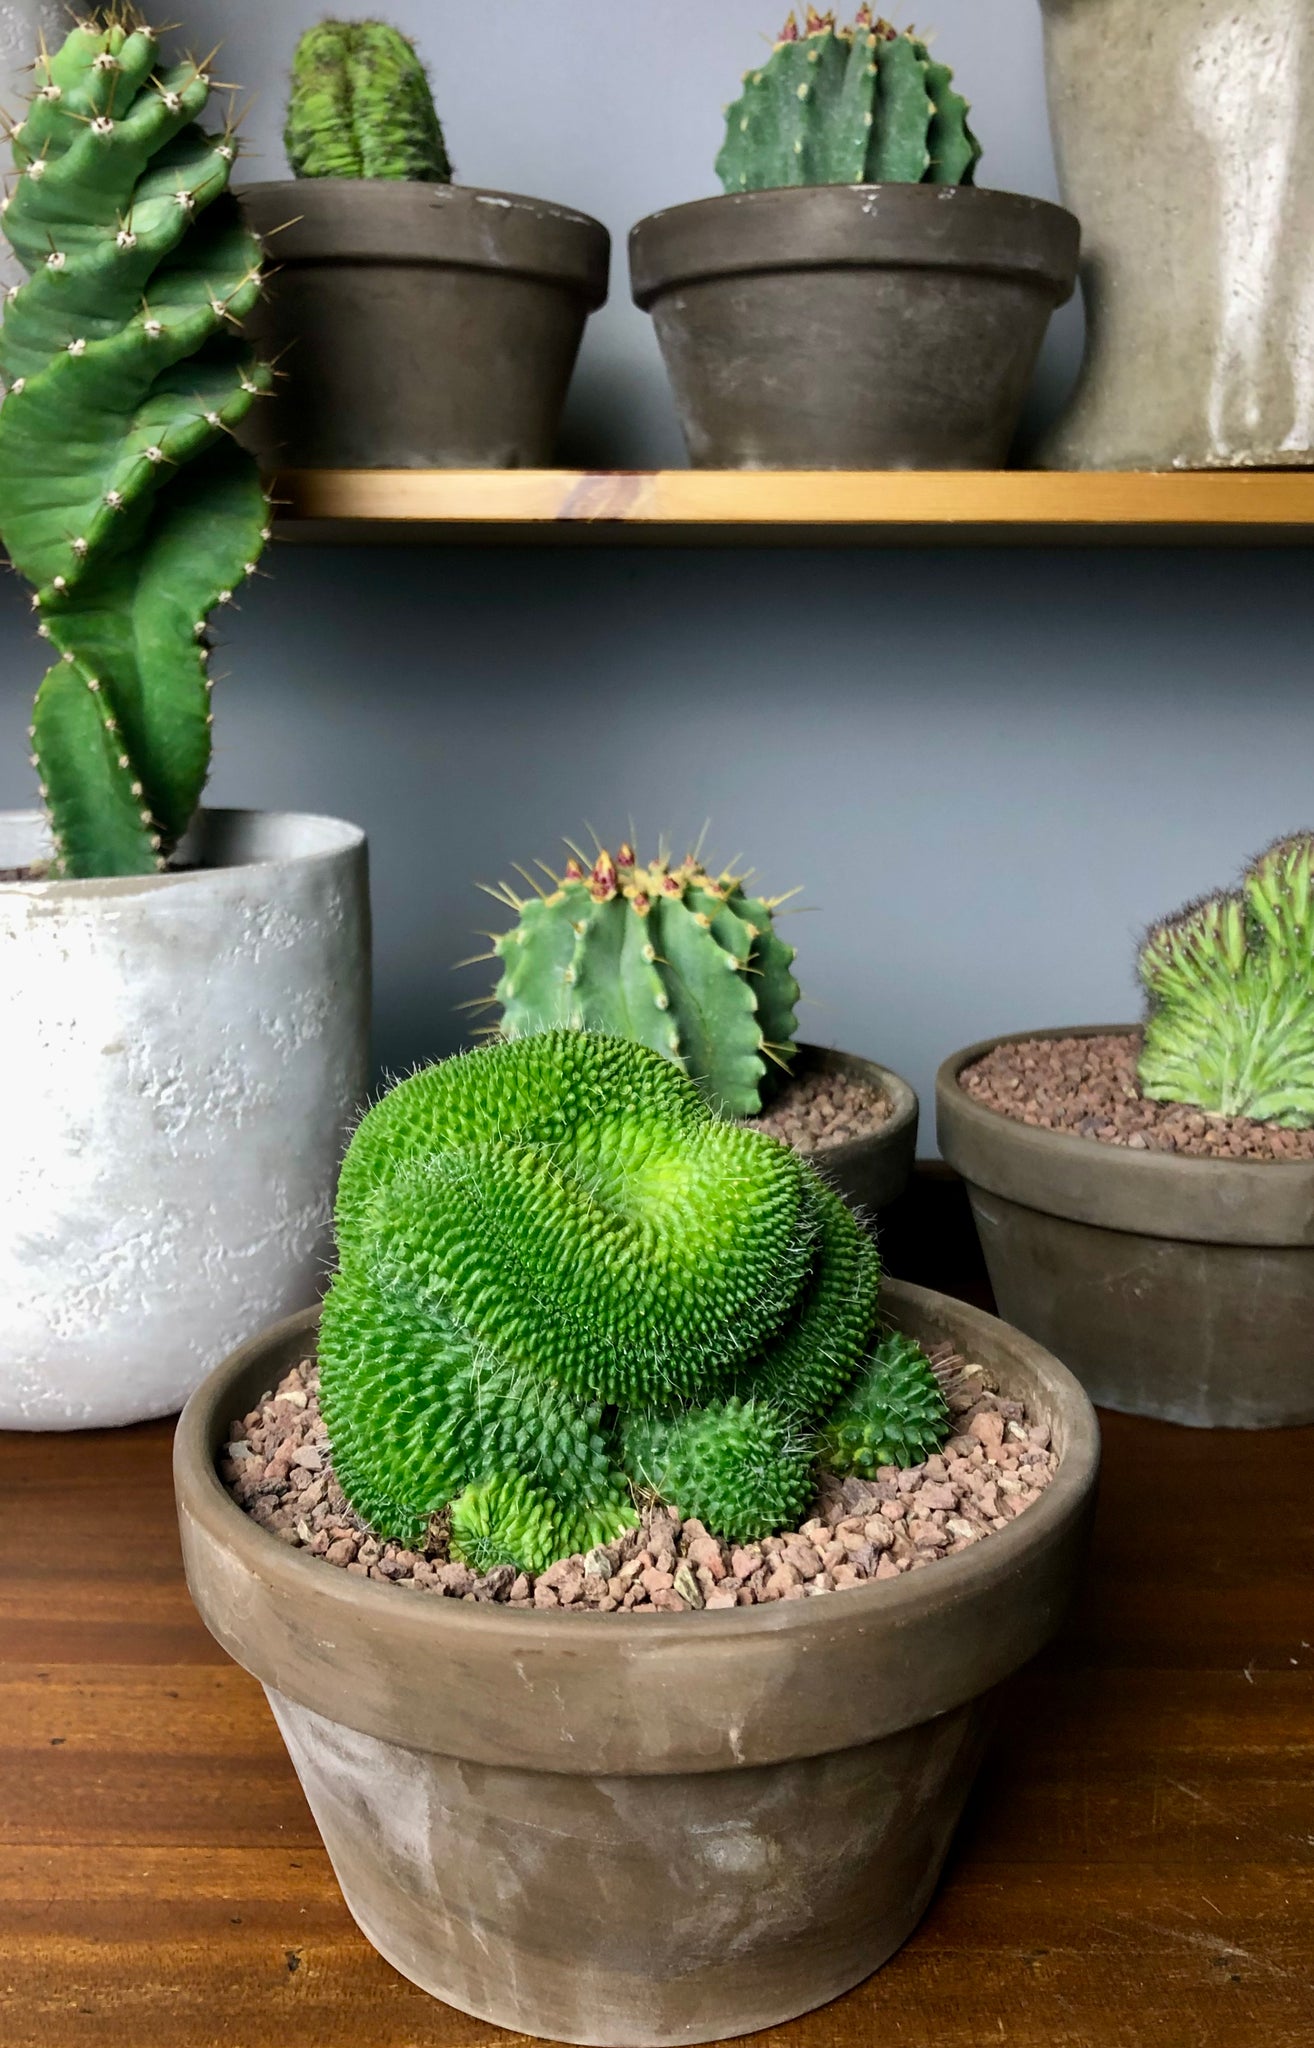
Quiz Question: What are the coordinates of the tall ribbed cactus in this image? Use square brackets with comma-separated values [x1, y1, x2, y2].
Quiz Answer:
[481, 838, 801, 1117]
[284, 20, 451, 182]
[1138, 834, 1314, 1126]
[717, 7, 981, 194]
[319, 1031, 888, 1570]
[0, 10, 272, 879]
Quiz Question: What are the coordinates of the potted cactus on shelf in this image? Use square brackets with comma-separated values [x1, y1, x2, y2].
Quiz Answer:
[938, 833, 1314, 1429]
[175, 1028, 1099, 2045]
[629, 7, 1080, 469]
[0, 10, 369, 1429]
[238, 18, 610, 471]
[472, 833, 919, 1215]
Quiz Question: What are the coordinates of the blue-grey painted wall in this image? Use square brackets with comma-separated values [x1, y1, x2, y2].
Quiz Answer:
[2, 1, 1311, 1140]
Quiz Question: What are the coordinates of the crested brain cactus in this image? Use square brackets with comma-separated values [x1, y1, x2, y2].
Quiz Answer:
[717, 7, 981, 194]
[481, 839, 801, 1117]
[284, 19, 451, 182]
[0, 8, 272, 879]
[1138, 833, 1314, 1127]
[318, 1029, 892, 1572]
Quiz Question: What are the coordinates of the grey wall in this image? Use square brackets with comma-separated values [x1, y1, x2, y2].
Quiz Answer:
[2, 1, 1312, 1140]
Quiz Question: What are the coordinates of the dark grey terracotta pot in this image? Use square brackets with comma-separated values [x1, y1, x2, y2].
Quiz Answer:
[175, 1281, 1098, 2048]
[239, 181, 610, 469]
[938, 1026, 1314, 1430]
[782, 1042, 918, 1218]
[629, 184, 1080, 470]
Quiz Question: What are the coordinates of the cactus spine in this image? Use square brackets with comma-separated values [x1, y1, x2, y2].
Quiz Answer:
[1138, 833, 1314, 1127]
[319, 1031, 886, 1571]
[818, 1332, 950, 1475]
[717, 8, 981, 195]
[285, 20, 451, 182]
[0, 9, 272, 879]
[484, 839, 801, 1117]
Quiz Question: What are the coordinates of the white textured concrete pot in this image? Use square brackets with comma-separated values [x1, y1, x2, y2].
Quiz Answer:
[0, 808, 370, 1430]
[0, 3, 67, 298]
[1039, 0, 1314, 470]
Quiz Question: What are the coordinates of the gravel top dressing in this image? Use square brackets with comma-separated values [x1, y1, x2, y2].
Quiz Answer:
[220, 1347, 1058, 1613]
[750, 1064, 891, 1154]
[961, 1031, 1314, 1162]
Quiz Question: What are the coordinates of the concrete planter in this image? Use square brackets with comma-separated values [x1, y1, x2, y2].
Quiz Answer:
[937, 1026, 1314, 1429]
[175, 1280, 1098, 2048]
[629, 184, 1079, 469]
[238, 181, 610, 470]
[1039, 0, 1314, 470]
[786, 1043, 918, 1218]
[0, 809, 370, 1430]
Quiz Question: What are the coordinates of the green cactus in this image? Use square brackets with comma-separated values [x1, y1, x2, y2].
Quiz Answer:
[319, 1029, 883, 1569]
[717, 7, 981, 195]
[817, 1331, 950, 1475]
[1138, 834, 1314, 1127]
[0, 9, 272, 879]
[285, 20, 451, 182]
[480, 838, 801, 1117]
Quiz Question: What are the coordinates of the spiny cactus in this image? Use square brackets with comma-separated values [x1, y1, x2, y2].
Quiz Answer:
[717, 7, 981, 195]
[0, 9, 272, 879]
[319, 1030, 884, 1570]
[1138, 833, 1314, 1127]
[285, 20, 451, 182]
[818, 1331, 950, 1475]
[478, 837, 801, 1117]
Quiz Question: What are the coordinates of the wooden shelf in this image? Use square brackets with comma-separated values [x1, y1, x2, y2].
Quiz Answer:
[270, 467, 1314, 546]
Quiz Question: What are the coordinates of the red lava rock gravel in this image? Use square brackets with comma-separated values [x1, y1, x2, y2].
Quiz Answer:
[961, 1031, 1314, 1162]
[751, 1064, 891, 1154]
[219, 1350, 1058, 1613]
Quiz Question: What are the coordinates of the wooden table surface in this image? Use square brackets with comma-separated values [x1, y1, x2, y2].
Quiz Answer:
[2, 1288, 1312, 2047]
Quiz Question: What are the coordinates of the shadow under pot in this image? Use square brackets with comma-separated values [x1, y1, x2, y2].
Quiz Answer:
[175, 1279, 1098, 2048]
[629, 184, 1080, 470]
[937, 1026, 1314, 1430]
[238, 181, 611, 470]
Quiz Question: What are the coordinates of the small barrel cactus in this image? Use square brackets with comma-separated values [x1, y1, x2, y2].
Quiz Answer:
[0, 10, 272, 878]
[717, 7, 981, 195]
[1138, 833, 1314, 1127]
[818, 1332, 950, 1476]
[481, 838, 801, 1117]
[319, 1030, 885, 1571]
[285, 19, 451, 181]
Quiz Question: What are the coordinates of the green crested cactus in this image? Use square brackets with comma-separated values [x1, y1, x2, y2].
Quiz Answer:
[480, 838, 801, 1117]
[817, 1331, 950, 1475]
[1138, 834, 1314, 1127]
[285, 20, 451, 182]
[717, 7, 981, 195]
[319, 1029, 882, 1570]
[0, 9, 272, 879]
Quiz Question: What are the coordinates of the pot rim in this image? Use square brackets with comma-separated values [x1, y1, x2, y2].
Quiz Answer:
[240, 179, 611, 306]
[0, 806, 366, 896]
[937, 1024, 1314, 1246]
[629, 182, 1080, 307]
[788, 1041, 918, 1161]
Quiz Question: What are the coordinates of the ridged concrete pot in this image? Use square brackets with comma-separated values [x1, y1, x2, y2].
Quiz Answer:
[785, 1044, 918, 1219]
[938, 1026, 1314, 1429]
[239, 182, 610, 470]
[630, 185, 1079, 469]
[176, 1281, 1099, 2047]
[1039, 0, 1314, 469]
[0, 810, 370, 1430]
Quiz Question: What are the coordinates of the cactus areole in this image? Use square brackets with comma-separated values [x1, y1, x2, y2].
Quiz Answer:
[717, 8, 982, 195]
[484, 840, 801, 1117]
[0, 8, 273, 879]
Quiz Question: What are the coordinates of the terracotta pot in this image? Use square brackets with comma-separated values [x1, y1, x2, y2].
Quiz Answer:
[785, 1043, 918, 1218]
[629, 184, 1079, 470]
[238, 181, 610, 470]
[175, 1281, 1098, 2047]
[1038, 0, 1314, 470]
[937, 1026, 1314, 1429]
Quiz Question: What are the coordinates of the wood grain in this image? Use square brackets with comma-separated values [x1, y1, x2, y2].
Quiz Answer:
[2, 1220, 1312, 2048]
[268, 468, 1314, 547]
